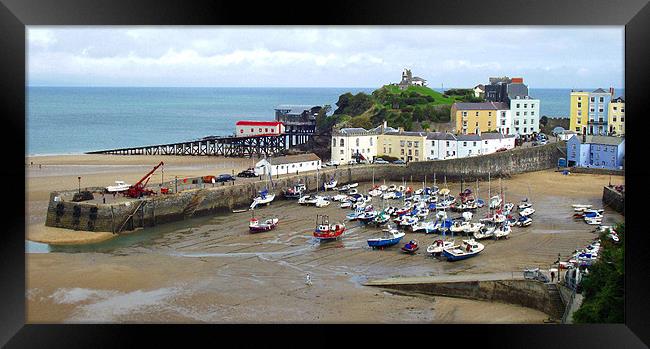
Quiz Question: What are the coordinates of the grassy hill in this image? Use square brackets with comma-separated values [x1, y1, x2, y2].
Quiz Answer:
[319, 85, 481, 132]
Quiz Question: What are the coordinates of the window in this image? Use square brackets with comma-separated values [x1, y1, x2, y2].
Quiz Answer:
[383, 147, 386, 153]
[613, 106, 617, 111]
[531, 111, 535, 116]
[516, 103, 520, 108]
[332, 138, 336, 147]
[600, 97, 604, 102]
[463, 142, 467, 146]
[475, 122, 479, 127]
[370, 138, 373, 146]
[485, 141, 488, 144]
[590, 97, 595, 102]
[415, 150, 419, 156]
[446, 141, 450, 147]
[488, 121, 491, 127]
[340, 139, 344, 147]
[265, 128, 269, 132]
[621, 108, 625, 112]
[488, 112, 492, 116]
[523, 111, 527, 116]
[367, 148, 370, 153]
[356, 138, 360, 146]
[476, 112, 479, 116]
[300, 163, 303, 167]
[240, 129, 244, 133]
[577, 102, 582, 108]
[400, 140, 405, 147]
[401, 149, 404, 155]
[414, 141, 419, 148]
[524, 104, 527, 108]
[531, 103, 535, 108]
[389, 148, 392, 153]
[259, 128, 262, 132]
[431, 150, 434, 154]
[251, 128, 254, 132]
[524, 119, 527, 124]
[462, 111, 467, 117]
[407, 141, 412, 147]
[340, 150, 344, 155]
[501, 120, 506, 125]
[408, 149, 412, 155]
[599, 108, 604, 113]
[473, 142, 477, 146]
[516, 112, 520, 116]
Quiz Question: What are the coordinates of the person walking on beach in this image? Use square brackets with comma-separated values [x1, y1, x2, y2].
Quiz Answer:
[305, 273, 312, 286]
[550, 270, 555, 283]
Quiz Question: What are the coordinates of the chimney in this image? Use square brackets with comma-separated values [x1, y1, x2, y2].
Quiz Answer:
[582, 132, 586, 143]
[609, 87, 615, 98]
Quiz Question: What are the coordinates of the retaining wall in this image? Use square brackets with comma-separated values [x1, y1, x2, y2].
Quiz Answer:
[45, 142, 564, 233]
[602, 186, 625, 215]
[375, 279, 560, 319]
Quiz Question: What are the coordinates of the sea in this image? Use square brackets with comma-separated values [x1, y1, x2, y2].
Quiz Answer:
[26, 87, 624, 156]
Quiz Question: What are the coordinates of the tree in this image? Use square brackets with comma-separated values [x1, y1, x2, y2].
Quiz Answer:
[540, 116, 549, 127]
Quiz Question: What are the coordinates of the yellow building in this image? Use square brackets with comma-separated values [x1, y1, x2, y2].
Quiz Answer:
[569, 91, 590, 134]
[452, 102, 508, 135]
[377, 130, 427, 163]
[608, 97, 625, 136]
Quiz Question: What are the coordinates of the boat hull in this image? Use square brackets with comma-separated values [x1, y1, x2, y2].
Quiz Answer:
[443, 250, 481, 261]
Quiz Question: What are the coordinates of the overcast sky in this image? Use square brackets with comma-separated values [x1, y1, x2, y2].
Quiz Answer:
[27, 26, 624, 89]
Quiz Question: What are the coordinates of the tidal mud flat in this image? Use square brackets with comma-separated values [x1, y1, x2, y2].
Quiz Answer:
[26, 163, 623, 323]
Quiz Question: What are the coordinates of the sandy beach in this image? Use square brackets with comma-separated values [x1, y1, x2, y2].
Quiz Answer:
[26, 154, 624, 323]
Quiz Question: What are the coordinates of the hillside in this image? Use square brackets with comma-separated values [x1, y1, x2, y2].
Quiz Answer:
[321, 85, 482, 132]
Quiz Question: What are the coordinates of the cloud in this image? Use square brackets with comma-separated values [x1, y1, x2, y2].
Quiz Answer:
[26, 27, 624, 88]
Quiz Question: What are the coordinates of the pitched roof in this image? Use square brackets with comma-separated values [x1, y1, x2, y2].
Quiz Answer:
[585, 135, 625, 146]
[236, 120, 283, 126]
[453, 102, 509, 110]
[426, 132, 448, 140]
[592, 88, 608, 93]
[456, 134, 482, 141]
[384, 131, 427, 137]
[267, 153, 321, 165]
[480, 133, 504, 140]
[339, 127, 370, 135]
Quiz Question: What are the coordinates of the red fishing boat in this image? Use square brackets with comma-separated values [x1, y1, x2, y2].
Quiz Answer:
[313, 214, 346, 241]
[249, 215, 279, 233]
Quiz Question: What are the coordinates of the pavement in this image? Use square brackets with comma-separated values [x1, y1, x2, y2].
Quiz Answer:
[364, 271, 525, 286]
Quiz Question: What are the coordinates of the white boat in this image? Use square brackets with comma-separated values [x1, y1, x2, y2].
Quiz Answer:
[411, 220, 435, 233]
[503, 203, 514, 214]
[572, 204, 592, 209]
[348, 183, 359, 188]
[416, 208, 430, 218]
[379, 185, 388, 191]
[494, 224, 511, 239]
[105, 180, 130, 193]
[382, 192, 396, 200]
[516, 216, 533, 227]
[584, 216, 603, 225]
[427, 239, 455, 255]
[399, 215, 419, 227]
[518, 202, 532, 210]
[473, 225, 496, 240]
[315, 198, 330, 207]
[339, 184, 351, 192]
[463, 222, 484, 234]
[449, 221, 469, 233]
[489, 195, 502, 209]
[251, 189, 275, 209]
[332, 194, 348, 202]
[340, 201, 353, 208]
[299, 195, 319, 205]
[387, 185, 397, 192]
[368, 189, 383, 197]
[519, 207, 535, 217]
[324, 179, 337, 190]
[461, 211, 473, 221]
[442, 239, 484, 261]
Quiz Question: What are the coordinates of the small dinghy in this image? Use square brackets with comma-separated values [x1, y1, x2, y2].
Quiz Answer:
[494, 224, 511, 239]
[473, 225, 495, 240]
[382, 191, 396, 200]
[367, 228, 405, 249]
[357, 210, 378, 224]
[399, 215, 419, 228]
[249, 216, 279, 233]
[323, 178, 337, 190]
[411, 220, 435, 233]
[427, 239, 455, 256]
[340, 201, 353, 208]
[313, 215, 346, 241]
[299, 195, 319, 206]
[401, 240, 419, 254]
[379, 185, 388, 191]
[516, 215, 533, 227]
[519, 207, 535, 217]
[449, 220, 469, 234]
[442, 239, 484, 261]
[346, 207, 365, 220]
[368, 188, 383, 197]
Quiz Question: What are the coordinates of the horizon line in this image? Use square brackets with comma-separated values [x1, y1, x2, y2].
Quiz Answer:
[27, 85, 625, 90]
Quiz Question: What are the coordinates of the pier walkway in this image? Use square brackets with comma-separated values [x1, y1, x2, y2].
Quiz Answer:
[364, 272, 525, 286]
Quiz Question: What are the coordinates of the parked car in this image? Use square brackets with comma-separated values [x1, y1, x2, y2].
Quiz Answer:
[237, 169, 257, 178]
[216, 174, 236, 182]
[325, 160, 340, 166]
[393, 159, 406, 165]
[374, 158, 389, 164]
[495, 147, 508, 152]
[347, 160, 358, 165]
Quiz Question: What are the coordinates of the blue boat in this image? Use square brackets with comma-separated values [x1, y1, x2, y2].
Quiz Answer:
[367, 229, 406, 249]
[442, 239, 485, 261]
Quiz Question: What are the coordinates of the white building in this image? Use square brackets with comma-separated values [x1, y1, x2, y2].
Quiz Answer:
[557, 130, 578, 141]
[331, 122, 397, 163]
[235, 121, 285, 137]
[254, 153, 321, 176]
[509, 96, 540, 135]
[425, 132, 459, 160]
[496, 109, 513, 135]
[456, 134, 482, 158]
[480, 133, 516, 154]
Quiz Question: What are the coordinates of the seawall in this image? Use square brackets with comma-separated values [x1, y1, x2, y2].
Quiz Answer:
[602, 186, 625, 215]
[369, 279, 564, 320]
[45, 142, 564, 233]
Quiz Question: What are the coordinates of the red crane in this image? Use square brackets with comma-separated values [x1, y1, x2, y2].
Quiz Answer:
[125, 161, 164, 198]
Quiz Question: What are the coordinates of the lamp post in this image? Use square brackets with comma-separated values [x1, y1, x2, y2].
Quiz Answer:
[77, 176, 81, 193]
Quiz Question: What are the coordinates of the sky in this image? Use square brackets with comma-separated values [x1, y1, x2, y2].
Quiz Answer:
[27, 26, 624, 89]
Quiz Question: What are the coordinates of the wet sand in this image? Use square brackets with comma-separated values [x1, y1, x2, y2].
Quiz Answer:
[26, 155, 624, 323]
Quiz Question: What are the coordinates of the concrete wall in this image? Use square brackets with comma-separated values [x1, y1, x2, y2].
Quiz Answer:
[375, 279, 560, 319]
[45, 142, 563, 233]
[603, 186, 625, 215]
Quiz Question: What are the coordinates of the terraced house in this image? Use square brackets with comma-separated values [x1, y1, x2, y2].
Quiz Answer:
[569, 88, 615, 136]
[608, 96, 625, 136]
[377, 129, 427, 163]
[452, 102, 509, 135]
